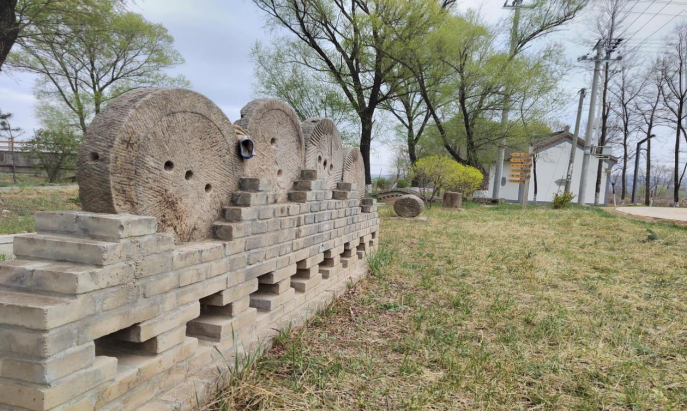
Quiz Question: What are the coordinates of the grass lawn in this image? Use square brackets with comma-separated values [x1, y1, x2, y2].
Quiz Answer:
[0, 172, 75, 187]
[209, 203, 687, 410]
[0, 187, 80, 234]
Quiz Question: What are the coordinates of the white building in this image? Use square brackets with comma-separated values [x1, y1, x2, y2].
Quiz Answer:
[486, 131, 617, 205]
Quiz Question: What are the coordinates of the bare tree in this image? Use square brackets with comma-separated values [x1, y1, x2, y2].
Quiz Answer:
[660, 23, 687, 206]
[610, 57, 644, 203]
[635, 61, 664, 206]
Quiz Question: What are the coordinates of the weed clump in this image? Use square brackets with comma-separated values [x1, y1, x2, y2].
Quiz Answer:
[553, 191, 575, 209]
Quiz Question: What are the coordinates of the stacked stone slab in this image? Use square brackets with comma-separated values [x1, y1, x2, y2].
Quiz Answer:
[0, 89, 380, 411]
[0, 176, 378, 410]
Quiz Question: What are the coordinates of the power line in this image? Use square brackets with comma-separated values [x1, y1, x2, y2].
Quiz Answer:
[622, 0, 673, 44]
[627, 9, 687, 53]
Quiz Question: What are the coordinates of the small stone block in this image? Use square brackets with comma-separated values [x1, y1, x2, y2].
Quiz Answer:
[239, 177, 272, 192]
[301, 169, 318, 180]
[202, 295, 250, 317]
[291, 272, 322, 293]
[258, 263, 297, 284]
[296, 253, 324, 269]
[250, 287, 295, 311]
[186, 307, 257, 341]
[0, 290, 94, 330]
[201, 278, 258, 306]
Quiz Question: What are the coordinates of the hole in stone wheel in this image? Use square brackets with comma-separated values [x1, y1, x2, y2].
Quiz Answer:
[205, 184, 212, 193]
[270, 138, 277, 147]
[185, 170, 194, 180]
[90, 152, 99, 161]
[318, 155, 322, 164]
[323, 159, 328, 169]
[164, 161, 174, 171]
[329, 163, 334, 171]
[277, 169, 283, 178]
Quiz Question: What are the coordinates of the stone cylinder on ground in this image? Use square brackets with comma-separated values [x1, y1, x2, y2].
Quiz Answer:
[394, 194, 424, 218]
[442, 191, 462, 209]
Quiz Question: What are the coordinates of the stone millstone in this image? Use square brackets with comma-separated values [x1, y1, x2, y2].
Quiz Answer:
[341, 147, 366, 201]
[234, 99, 305, 202]
[394, 194, 424, 218]
[77, 88, 243, 243]
[302, 117, 343, 190]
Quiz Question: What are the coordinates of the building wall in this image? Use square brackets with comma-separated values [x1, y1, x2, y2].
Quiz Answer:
[488, 141, 613, 205]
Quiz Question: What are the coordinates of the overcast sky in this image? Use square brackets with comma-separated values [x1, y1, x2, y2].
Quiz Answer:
[1, 0, 686, 173]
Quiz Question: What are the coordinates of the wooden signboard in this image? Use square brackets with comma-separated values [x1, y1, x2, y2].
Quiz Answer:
[509, 149, 533, 210]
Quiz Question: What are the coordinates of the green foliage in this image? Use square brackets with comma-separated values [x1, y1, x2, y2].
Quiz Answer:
[9, 0, 189, 135]
[397, 178, 411, 189]
[251, 41, 360, 145]
[412, 156, 483, 204]
[373, 177, 391, 191]
[646, 229, 659, 242]
[552, 191, 575, 209]
[25, 128, 80, 182]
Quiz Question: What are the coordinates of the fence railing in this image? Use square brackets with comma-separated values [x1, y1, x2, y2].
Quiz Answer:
[0, 140, 29, 151]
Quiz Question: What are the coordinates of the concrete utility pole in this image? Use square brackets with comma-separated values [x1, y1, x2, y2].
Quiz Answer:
[564, 88, 586, 193]
[492, 0, 529, 199]
[578, 41, 604, 205]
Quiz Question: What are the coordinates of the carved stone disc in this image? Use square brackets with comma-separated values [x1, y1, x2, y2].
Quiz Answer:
[77, 88, 242, 243]
[302, 117, 343, 190]
[234, 99, 304, 201]
[341, 147, 366, 201]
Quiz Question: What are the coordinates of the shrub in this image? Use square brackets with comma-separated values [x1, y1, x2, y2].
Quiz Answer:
[374, 177, 390, 190]
[553, 191, 574, 209]
[412, 156, 483, 204]
[396, 178, 410, 188]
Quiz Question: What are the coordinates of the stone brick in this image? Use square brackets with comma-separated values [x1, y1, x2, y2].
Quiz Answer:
[141, 273, 178, 298]
[239, 177, 272, 192]
[202, 295, 250, 317]
[258, 278, 291, 294]
[201, 278, 258, 306]
[0, 290, 94, 330]
[13, 234, 129, 266]
[187, 307, 257, 341]
[243, 259, 277, 281]
[134, 252, 172, 278]
[33, 261, 134, 295]
[78, 302, 161, 344]
[213, 221, 251, 241]
[332, 190, 349, 200]
[223, 239, 246, 256]
[112, 302, 199, 343]
[300, 169, 318, 180]
[178, 265, 207, 287]
[250, 288, 295, 311]
[322, 255, 341, 267]
[0, 342, 94, 384]
[337, 182, 355, 191]
[291, 272, 322, 293]
[34, 211, 156, 241]
[0, 259, 52, 288]
[0, 356, 117, 410]
[324, 245, 345, 259]
[258, 263, 297, 284]
[288, 191, 313, 203]
[341, 255, 358, 269]
[297, 253, 324, 269]
[295, 265, 319, 279]
[232, 191, 269, 206]
[319, 263, 342, 279]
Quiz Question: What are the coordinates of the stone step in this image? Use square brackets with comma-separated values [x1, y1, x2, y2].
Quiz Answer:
[212, 221, 251, 241]
[0, 289, 94, 330]
[0, 356, 117, 410]
[32, 261, 134, 295]
[186, 307, 257, 341]
[13, 234, 127, 266]
[112, 302, 199, 343]
[34, 211, 157, 241]
[295, 265, 319, 279]
[201, 278, 258, 307]
[202, 295, 250, 317]
[249, 288, 295, 311]
[258, 263, 297, 284]
[291, 272, 322, 293]
[319, 263, 342, 279]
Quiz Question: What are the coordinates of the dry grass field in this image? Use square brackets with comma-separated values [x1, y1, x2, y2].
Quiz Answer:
[208, 203, 687, 410]
[0, 187, 80, 234]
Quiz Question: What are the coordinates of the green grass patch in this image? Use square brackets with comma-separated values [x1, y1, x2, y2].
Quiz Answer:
[0, 188, 80, 234]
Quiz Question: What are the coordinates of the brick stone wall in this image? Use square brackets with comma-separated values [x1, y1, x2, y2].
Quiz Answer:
[0, 173, 379, 410]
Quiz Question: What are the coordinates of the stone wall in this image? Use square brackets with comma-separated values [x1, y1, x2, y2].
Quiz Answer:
[0, 89, 380, 411]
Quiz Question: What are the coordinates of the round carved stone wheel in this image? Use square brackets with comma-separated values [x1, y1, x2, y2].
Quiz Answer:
[234, 99, 305, 201]
[77, 88, 243, 243]
[341, 147, 366, 201]
[302, 117, 343, 190]
[394, 194, 424, 218]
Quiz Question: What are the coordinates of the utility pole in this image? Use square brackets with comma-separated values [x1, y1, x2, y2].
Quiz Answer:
[564, 88, 586, 193]
[492, 0, 531, 199]
[578, 41, 603, 205]
[631, 134, 654, 204]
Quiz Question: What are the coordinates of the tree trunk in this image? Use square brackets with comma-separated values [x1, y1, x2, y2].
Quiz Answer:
[0, 0, 18, 73]
[621, 131, 628, 203]
[442, 191, 462, 209]
[359, 111, 373, 186]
